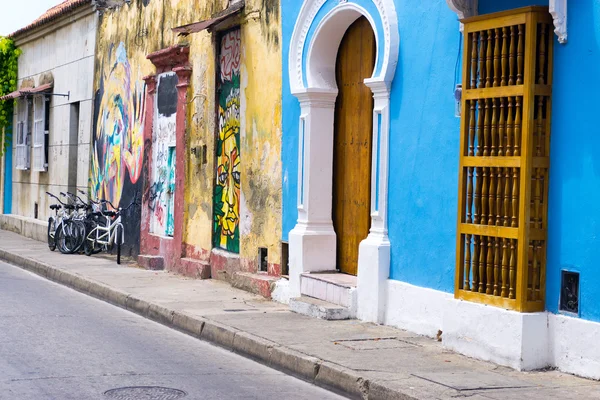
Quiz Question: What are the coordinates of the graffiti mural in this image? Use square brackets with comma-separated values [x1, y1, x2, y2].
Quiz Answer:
[213, 29, 241, 253]
[91, 42, 145, 255]
[150, 72, 177, 237]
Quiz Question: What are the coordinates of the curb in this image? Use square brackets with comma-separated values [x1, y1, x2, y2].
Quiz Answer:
[0, 249, 418, 400]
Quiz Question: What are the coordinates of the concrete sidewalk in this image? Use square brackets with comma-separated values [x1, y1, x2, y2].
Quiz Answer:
[0, 230, 598, 400]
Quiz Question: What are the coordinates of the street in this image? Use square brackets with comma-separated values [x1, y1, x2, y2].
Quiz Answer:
[0, 261, 344, 400]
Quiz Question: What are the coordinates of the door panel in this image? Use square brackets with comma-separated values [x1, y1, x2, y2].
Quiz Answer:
[333, 17, 376, 276]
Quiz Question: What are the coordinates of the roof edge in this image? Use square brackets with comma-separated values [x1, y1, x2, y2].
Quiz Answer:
[8, 0, 93, 39]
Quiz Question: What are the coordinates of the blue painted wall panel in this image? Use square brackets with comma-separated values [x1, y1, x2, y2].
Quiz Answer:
[281, 0, 303, 242]
[3, 125, 12, 214]
[282, 0, 600, 322]
[545, 1, 600, 321]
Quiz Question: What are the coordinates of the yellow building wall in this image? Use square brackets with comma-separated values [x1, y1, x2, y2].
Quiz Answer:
[93, 0, 282, 271]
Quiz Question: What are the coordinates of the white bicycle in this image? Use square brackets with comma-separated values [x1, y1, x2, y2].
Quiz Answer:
[83, 195, 137, 265]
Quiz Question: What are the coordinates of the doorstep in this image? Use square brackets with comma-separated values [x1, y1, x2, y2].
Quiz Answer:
[231, 271, 279, 299]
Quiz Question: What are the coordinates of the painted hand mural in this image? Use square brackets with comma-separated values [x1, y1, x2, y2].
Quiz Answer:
[213, 29, 241, 253]
[90, 42, 145, 208]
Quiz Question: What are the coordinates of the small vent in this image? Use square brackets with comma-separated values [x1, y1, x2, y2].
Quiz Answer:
[258, 247, 268, 272]
[281, 241, 289, 276]
[34, 202, 38, 219]
[560, 270, 579, 314]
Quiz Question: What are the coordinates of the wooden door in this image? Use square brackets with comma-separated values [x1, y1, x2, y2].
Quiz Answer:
[333, 17, 376, 276]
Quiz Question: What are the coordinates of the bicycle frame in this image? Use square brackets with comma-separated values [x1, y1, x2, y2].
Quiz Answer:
[87, 213, 124, 247]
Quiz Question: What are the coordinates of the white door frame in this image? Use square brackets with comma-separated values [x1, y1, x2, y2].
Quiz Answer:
[287, 0, 399, 322]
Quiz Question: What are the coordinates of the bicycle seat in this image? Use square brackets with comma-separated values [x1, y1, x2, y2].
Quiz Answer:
[49, 204, 61, 210]
[103, 211, 117, 217]
[64, 204, 75, 210]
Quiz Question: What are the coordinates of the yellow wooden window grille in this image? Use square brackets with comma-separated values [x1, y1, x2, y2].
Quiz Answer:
[455, 7, 553, 312]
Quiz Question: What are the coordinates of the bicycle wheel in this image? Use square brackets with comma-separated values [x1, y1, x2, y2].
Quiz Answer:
[84, 219, 103, 256]
[55, 223, 68, 254]
[59, 220, 80, 254]
[72, 220, 86, 253]
[47, 217, 56, 251]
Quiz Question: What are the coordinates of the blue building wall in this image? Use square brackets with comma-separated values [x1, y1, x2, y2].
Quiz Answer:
[3, 124, 12, 214]
[282, 0, 600, 322]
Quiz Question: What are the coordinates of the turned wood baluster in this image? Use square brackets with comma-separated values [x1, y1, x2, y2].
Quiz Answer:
[471, 32, 479, 89]
[506, 97, 514, 157]
[489, 100, 497, 225]
[496, 100, 505, 226]
[481, 100, 490, 224]
[486, 236, 494, 294]
[509, 26, 516, 85]
[501, 238, 509, 297]
[464, 235, 472, 291]
[509, 239, 516, 299]
[498, 98, 505, 156]
[473, 235, 480, 291]
[493, 236, 501, 296]
[491, 99, 498, 157]
[538, 24, 547, 84]
[517, 24, 524, 85]
[504, 165, 511, 227]
[486, 29, 493, 88]
[531, 241, 539, 301]
[494, 28, 501, 87]
[483, 99, 491, 157]
[512, 96, 521, 229]
[496, 167, 503, 226]
[479, 31, 486, 88]
[479, 236, 487, 293]
[501, 27, 508, 86]
[536, 97, 544, 158]
[475, 100, 483, 221]
[512, 169, 519, 228]
[514, 97, 522, 157]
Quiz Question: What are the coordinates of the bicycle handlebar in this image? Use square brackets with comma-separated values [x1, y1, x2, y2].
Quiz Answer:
[46, 192, 67, 206]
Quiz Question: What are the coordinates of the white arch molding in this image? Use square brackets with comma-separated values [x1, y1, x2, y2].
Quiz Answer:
[287, 0, 399, 323]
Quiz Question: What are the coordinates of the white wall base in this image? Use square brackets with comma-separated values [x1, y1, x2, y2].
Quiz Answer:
[443, 298, 550, 371]
[0, 214, 46, 243]
[383, 280, 600, 379]
[356, 233, 390, 323]
[288, 224, 337, 298]
[272, 278, 291, 305]
[384, 279, 452, 338]
[550, 313, 600, 380]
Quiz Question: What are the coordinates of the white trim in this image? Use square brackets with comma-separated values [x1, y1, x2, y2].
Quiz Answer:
[446, 0, 567, 44]
[549, 0, 567, 44]
[288, 0, 398, 323]
[32, 95, 47, 172]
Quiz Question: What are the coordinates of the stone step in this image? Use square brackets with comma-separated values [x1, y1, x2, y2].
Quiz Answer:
[231, 272, 279, 299]
[179, 258, 211, 279]
[289, 295, 353, 320]
[137, 255, 164, 270]
[300, 272, 357, 309]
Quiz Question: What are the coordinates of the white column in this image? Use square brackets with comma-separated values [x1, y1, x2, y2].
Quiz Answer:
[288, 88, 338, 298]
[357, 79, 391, 323]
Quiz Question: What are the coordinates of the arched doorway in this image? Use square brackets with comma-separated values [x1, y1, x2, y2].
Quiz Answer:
[333, 16, 376, 276]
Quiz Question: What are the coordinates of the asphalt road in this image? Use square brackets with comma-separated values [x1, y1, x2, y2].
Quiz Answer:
[0, 261, 345, 400]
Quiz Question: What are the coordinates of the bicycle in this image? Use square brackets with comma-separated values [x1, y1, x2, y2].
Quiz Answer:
[84, 194, 138, 265]
[46, 192, 81, 254]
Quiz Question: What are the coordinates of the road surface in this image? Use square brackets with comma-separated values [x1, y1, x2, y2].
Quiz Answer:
[0, 261, 344, 400]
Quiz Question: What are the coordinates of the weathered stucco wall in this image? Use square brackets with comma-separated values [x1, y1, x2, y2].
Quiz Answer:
[93, 0, 282, 270]
[12, 8, 97, 222]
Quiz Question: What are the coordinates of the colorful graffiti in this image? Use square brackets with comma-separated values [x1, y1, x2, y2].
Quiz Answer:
[213, 29, 241, 253]
[150, 72, 177, 237]
[91, 42, 145, 207]
[91, 42, 145, 255]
